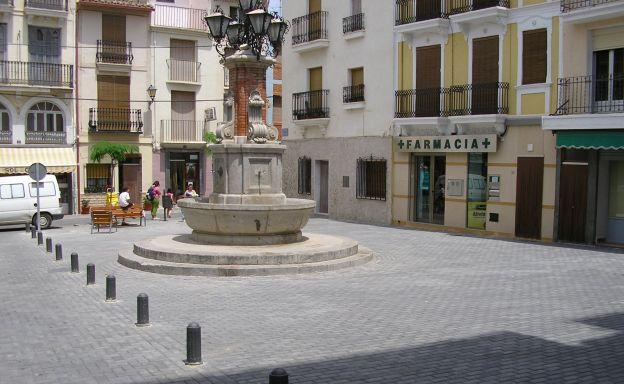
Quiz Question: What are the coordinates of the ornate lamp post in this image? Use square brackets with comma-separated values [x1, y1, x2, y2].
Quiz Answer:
[205, 0, 288, 143]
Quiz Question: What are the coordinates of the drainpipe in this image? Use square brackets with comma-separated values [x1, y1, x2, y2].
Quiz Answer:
[75, 5, 81, 214]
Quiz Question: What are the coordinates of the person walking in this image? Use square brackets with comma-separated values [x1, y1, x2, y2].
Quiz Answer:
[148, 181, 161, 220]
[162, 188, 174, 219]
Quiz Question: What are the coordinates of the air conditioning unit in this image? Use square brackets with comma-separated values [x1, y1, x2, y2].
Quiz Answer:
[205, 107, 217, 121]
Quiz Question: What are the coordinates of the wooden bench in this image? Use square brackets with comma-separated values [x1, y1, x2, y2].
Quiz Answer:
[112, 206, 146, 227]
[90, 209, 116, 234]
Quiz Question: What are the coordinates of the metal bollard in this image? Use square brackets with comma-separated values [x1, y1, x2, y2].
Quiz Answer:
[136, 293, 149, 327]
[45, 238, 52, 253]
[25, 222, 31, 232]
[269, 368, 289, 384]
[37, 231, 43, 245]
[185, 323, 202, 365]
[105, 275, 116, 302]
[31, 227, 36, 239]
[86, 263, 95, 285]
[70, 252, 79, 273]
[55, 244, 62, 261]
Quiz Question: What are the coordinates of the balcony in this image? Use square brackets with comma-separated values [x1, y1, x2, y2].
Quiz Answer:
[293, 90, 330, 120]
[0, 130, 11, 144]
[25, 131, 66, 144]
[560, 0, 624, 23]
[152, 4, 208, 32]
[0, 61, 73, 88]
[343, 13, 365, 37]
[96, 40, 133, 65]
[167, 59, 200, 84]
[395, 82, 509, 118]
[291, 11, 329, 53]
[395, 0, 445, 25]
[88, 108, 143, 133]
[554, 75, 624, 115]
[25, 0, 67, 10]
[0, 0, 13, 11]
[343, 85, 365, 110]
[561, 0, 621, 12]
[160, 120, 206, 145]
[447, 0, 509, 15]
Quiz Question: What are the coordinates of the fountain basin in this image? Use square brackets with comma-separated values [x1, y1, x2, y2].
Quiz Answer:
[177, 197, 316, 245]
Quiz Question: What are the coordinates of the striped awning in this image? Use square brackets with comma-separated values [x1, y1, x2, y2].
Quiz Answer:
[0, 147, 76, 174]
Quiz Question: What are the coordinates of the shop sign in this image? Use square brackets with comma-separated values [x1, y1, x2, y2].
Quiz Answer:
[396, 134, 497, 153]
[2, 167, 29, 174]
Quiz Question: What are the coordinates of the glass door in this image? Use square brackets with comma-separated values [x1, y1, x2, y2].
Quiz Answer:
[410, 154, 445, 224]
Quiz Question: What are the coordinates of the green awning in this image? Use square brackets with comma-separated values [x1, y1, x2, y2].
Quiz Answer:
[556, 130, 624, 150]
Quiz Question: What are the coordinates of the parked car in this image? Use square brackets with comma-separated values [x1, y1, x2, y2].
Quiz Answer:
[0, 174, 64, 229]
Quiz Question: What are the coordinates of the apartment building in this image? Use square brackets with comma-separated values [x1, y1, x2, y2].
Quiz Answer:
[542, 0, 624, 245]
[0, 0, 77, 215]
[282, 0, 395, 225]
[392, 0, 563, 241]
[150, 0, 234, 198]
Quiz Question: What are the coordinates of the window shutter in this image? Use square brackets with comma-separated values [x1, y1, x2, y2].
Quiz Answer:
[523, 29, 547, 85]
[472, 36, 499, 84]
[416, 45, 441, 89]
[102, 14, 126, 43]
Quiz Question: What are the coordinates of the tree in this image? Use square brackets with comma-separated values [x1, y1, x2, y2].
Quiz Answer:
[89, 142, 139, 190]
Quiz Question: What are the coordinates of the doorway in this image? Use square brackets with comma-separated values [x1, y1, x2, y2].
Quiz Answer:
[558, 162, 588, 243]
[607, 160, 624, 244]
[169, 152, 201, 197]
[410, 154, 445, 224]
[515, 157, 544, 239]
[315, 160, 328, 214]
[120, 156, 142, 206]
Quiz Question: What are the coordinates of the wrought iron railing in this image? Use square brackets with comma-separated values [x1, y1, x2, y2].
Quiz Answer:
[25, 0, 67, 10]
[96, 40, 133, 65]
[0, 130, 11, 143]
[292, 11, 328, 45]
[161, 120, 206, 143]
[0, 61, 73, 87]
[561, 0, 621, 12]
[167, 59, 200, 83]
[395, 0, 445, 25]
[293, 90, 330, 120]
[395, 82, 509, 117]
[447, 0, 510, 15]
[88, 108, 143, 133]
[343, 13, 365, 33]
[152, 4, 208, 30]
[0, 0, 14, 6]
[343, 85, 365, 103]
[25, 131, 67, 144]
[554, 75, 624, 115]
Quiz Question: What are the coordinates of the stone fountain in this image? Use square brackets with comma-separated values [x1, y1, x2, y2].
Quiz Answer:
[118, 47, 372, 276]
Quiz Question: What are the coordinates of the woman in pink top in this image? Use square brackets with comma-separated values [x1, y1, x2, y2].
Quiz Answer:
[149, 180, 161, 219]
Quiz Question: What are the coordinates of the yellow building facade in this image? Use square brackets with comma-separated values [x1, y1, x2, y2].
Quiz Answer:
[392, 0, 563, 241]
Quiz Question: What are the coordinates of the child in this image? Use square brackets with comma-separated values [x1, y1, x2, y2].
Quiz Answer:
[162, 188, 174, 219]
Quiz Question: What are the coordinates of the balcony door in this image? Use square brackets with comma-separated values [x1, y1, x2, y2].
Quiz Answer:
[171, 91, 196, 141]
[97, 75, 130, 131]
[309, 0, 322, 40]
[416, 45, 441, 117]
[594, 48, 624, 112]
[101, 14, 126, 63]
[170, 39, 197, 82]
[472, 36, 499, 114]
[308, 67, 323, 117]
[28, 26, 61, 85]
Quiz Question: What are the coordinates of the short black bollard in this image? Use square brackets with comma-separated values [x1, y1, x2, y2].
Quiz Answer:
[45, 238, 52, 253]
[185, 323, 202, 365]
[55, 244, 62, 261]
[70, 252, 79, 273]
[269, 368, 289, 384]
[86, 263, 95, 285]
[105, 275, 116, 302]
[136, 293, 149, 327]
[31, 227, 36, 239]
[37, 231, 43, 245]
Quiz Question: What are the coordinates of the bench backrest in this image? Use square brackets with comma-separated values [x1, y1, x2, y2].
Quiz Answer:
[91, 210, 112, 225]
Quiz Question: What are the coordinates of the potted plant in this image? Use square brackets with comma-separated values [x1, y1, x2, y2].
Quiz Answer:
[81, 199, 90, 214]
[143, 196, 152, 212]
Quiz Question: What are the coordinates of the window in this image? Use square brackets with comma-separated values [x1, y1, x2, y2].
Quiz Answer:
[351, 0, 362, 14]
[28, 26, 60, 62]
[0, 184, 25, 199]
[0, 102, 9, 132]
[0, 24, 6, 61]
[298, 156, 312, 195]
[356, 157, 386, 200]
[594, 48, 624, 103]
[522, 29, 547, 85]
[86, 164, 110, 193]
[467, 153, 488, 229]
[26, 102, 63, 132]
[29, 182, 56, 197]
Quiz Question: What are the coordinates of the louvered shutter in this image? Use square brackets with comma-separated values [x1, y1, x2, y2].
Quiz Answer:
[472, 36, 499, 84]
[522, 29, 547, 85]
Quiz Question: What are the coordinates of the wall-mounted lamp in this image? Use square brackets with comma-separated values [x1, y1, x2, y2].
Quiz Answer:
[147, 85, 157, 109]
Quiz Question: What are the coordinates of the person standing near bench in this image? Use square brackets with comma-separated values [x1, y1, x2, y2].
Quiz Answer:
[118, 187, 133, 226]
[147, 181, 161, 220]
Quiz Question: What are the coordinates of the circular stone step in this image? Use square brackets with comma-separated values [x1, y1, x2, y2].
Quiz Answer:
[132, 233, 360, 265]
[118, 247, 373, 277]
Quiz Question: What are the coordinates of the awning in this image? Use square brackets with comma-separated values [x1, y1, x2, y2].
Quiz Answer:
[556, 130, 624, 150]
[0, 147, 76, 174]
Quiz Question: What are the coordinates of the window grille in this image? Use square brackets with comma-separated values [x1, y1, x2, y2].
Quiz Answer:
[356, 157, 386, 200]
[86, 164, 110, 193]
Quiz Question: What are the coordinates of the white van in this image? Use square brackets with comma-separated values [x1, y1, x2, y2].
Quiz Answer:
[0, 174, 64, 229]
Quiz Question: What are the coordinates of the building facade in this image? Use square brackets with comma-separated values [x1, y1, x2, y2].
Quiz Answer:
[282, 0, 395, 225]
[542, 0, 624, 245]
[0, 0, 77, 215]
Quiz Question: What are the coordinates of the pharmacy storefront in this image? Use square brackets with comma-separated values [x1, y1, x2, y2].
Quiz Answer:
[391, 127, 558, 241]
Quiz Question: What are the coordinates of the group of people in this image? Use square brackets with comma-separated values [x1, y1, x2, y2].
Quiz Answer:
[117, 181, 198, 222]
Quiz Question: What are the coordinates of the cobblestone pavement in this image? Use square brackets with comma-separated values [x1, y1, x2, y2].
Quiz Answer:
[1, 213, 624, 384]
